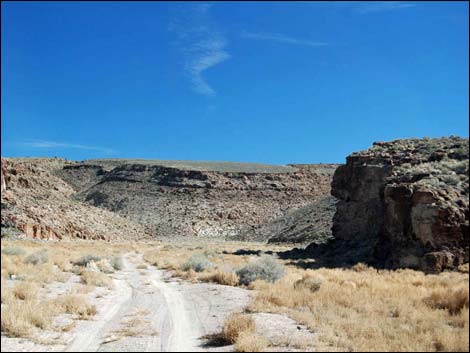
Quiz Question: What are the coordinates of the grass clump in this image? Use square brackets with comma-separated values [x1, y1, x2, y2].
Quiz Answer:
[182, 253, 213, 273]
[424, 287, 469, 315]
[80, 271, 114, 289]
[2, 246, 26, 257]
[24, 250, 48, 265]
[235, 332, 269, 352]
[1, 300, 53, 337]
[12, 282, 38, 301]
[293, 275, 323, 293]
[223, 313, 256, 344]
[96, 259, 115, 274]
[73, 254, 102, 267]
[57, 294, 97, 319]
[236, 255, 284, 285]
[200, 269, 239, 286]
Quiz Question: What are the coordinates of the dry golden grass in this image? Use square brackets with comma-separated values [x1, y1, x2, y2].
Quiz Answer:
[57, 294, 97, 319]
[143, 250, 159, 266]
[199, 268, 240, 286]
[247, 267, 469, 352]
[424, 287, 469, 315]
[136, 263, 148, 270]
[234, 331, 269, 352]
[80, 271, 114, 289]
[12, 281, 38, 301]
[1, 299, 54, 337]
[223, 313, 256, 344]
[293, 274, 323, 292]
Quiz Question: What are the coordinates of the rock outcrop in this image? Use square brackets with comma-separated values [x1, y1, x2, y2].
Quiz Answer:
[315, 136, 469, 272]
[1, 158, 151, 240]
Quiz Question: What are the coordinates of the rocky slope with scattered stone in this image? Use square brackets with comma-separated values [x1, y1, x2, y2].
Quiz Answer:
[1, 157, 337, 242]
[305, 136, 469, 272]
[1, 158, 151, 240]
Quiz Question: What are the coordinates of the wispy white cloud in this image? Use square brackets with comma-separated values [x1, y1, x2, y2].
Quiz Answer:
[18, 140, 116, 154]
[355, 1, 416, 14]
[242, 31, 328, 47]
[169, 3, 230, 97]
[307, 1, 416, 14]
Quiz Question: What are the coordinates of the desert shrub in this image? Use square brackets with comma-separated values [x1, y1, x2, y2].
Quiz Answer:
[294, 275, 323, 293]
[1, 278, 13, 304]
[1, 305, 31, 337]
[94, 259, 114, 274]
[457, 263, 469, 273]
[109, 256, 124, 271]
[1, 246, 26, 257]
[352, 262, 369, 272]
[182, 253, 212, 273]
[24, 250, 48, 265]
[12, 282, 38, 301]
[200, 269, 239, 286]
[424, 288, 469, 315]
[1, 300, 53, 337]
[73, 254, 102, 267]
[143, 251, 159, 266]
[236, 255, 285, 285]
[223, 313, 256, 344]
[235, 332, 269, 352]
[439, 174, 460, 185]
[57, 294, 97, 319]
[80, 271, 114, 289]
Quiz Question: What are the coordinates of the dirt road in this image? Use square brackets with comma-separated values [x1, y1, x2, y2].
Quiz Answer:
[64, 254, 250, 352]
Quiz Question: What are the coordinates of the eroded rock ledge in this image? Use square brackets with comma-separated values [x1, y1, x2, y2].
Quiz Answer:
[317, 136, 469, 272]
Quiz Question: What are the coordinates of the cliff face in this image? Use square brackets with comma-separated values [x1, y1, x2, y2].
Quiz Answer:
[329, 136, 469, 272]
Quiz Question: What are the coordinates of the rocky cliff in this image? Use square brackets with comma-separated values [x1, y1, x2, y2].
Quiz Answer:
[310, 136, 469, 272]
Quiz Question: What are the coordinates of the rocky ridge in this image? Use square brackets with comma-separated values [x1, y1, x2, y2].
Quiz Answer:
[57, 160, 337, 239]
[1, 158, 151, 241]
[306, 136, 469, 272]
[1, 157, 337, 242]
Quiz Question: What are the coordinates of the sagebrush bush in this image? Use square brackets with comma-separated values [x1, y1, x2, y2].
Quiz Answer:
[236, 255, 285, 285]
[73, 254, 102, 267]
[24, 250, 48, 265]
[1, 246, 26, 256]
[109, 256, 124, 271]
[182, 253, 213, 273]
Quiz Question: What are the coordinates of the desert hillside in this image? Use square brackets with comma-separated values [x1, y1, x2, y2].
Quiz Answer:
[1, 157, 337, 243]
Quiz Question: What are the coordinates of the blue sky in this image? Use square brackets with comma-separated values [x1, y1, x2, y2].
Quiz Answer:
[1, 1, 468, 164]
